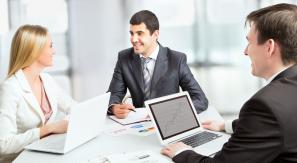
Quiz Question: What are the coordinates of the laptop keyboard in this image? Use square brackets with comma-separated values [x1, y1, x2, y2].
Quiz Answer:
[181, 131, 222, 148]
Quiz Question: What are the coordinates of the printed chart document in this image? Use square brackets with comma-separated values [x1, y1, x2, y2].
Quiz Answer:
[104, 121, 156, 136]
[108, 107, 150, 125]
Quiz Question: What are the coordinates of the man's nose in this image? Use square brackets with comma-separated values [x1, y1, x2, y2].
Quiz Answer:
[131, 35, 138, 43]
[244, 47, 248, 56]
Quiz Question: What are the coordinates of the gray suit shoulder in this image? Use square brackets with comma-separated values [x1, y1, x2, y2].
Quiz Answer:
[164, 47, 187, 61]
[118, 48, 134, 58]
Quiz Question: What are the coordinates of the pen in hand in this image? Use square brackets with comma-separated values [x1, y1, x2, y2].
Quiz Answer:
[129, 108, 136, 112]
[119, 103, 136, 112]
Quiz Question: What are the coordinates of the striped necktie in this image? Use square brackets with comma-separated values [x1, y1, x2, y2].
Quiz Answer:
[141, 57, 151, 100]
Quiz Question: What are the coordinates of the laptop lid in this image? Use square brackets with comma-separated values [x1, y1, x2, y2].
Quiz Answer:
[25, 92, 110, 153]
[64, 92, 110, 152]
[145, 91, 203, 145]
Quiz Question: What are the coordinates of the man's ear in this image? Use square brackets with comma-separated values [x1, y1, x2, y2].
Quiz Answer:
[153, 30, 159, 40]
[266, 39, 276, 57]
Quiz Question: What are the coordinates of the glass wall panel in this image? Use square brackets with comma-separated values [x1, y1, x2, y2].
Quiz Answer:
[3, 0, 71, 93]
[123, 0, 262, 115]
[0, 0, 9, 81]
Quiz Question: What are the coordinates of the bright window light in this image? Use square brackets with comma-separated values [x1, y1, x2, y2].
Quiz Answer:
[0, 0, 9, 35]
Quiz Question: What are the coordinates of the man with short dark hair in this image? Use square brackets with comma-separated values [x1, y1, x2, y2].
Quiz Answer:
[108, 10, 208, 119]
[161, 3, 297, 163]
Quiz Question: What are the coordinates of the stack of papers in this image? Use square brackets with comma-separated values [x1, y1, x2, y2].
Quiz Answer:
[108, 107, 150, 125]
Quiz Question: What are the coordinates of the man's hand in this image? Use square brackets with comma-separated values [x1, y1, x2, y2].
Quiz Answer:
[161, 142, 191, 158]
[202, 120, 225, 132]
[111, 103, 135, 119]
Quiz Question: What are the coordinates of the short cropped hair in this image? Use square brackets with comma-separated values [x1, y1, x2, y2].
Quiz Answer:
[246, 3, 297, 65]
[130, 10, 159, 35]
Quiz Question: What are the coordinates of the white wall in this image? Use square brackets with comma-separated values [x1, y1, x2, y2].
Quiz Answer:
[68, 0, 126, 100]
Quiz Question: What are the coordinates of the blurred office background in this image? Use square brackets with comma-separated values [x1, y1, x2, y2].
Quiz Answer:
[1, 0, 296, 120]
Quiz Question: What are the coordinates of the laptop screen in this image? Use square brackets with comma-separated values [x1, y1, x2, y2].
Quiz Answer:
[148, 95, 200, 140]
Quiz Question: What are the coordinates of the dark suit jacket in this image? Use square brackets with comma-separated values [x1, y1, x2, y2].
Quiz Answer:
[108, 44, 208, 113]
[173, 65, 297, 163]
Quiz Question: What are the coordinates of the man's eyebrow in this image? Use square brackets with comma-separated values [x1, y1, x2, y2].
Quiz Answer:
[129, 30, 143, 34]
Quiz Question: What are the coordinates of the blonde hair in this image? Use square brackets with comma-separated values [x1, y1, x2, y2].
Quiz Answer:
[8, 24, 49, 77]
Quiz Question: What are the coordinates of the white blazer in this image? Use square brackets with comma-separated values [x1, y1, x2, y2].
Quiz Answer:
[0, 70, 76, 160]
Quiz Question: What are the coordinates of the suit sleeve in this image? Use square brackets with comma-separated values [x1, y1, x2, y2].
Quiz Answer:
[178, 54, 208, 113]
[172, 99, 283, 163]
[0, 82, 39, 155]
[107, 54, 127, 106]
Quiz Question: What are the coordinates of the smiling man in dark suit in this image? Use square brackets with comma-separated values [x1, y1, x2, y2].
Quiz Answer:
[161, 3, 297, 163]
[108, 10, 208, 119]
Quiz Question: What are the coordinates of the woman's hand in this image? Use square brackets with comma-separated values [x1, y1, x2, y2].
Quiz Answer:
[40, 120, 68, 138]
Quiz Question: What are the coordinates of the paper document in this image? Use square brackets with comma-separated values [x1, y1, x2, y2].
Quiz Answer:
[104, 121, 155, 137]
[80, 150, 170, 163]
[127, 122, 155, 136]
[108, 107, 150, 125]
[104, 124, 130, 136]
[106, 150, 170, 163]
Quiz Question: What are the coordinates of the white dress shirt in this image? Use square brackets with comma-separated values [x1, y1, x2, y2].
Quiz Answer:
[140, 44, 160, 78]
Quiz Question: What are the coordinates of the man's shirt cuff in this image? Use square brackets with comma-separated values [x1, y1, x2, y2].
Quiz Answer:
[225, 119, 234, 134]
[107, 104, 116, 115]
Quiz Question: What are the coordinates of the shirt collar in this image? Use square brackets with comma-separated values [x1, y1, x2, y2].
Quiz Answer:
[266, 67, 288, 84]
[14, 69, 32, 93]
[140, 44, 159, 60]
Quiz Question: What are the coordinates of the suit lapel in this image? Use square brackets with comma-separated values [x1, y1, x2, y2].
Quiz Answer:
[15, 70, 45, 124]
[150, 45, 168, 94]
[40, 74, 57, 123]
[131, 53, 144, 92]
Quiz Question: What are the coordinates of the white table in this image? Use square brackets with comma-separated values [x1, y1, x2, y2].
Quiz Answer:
[13, 106, 227, 163]
[13, 119, 171, 163]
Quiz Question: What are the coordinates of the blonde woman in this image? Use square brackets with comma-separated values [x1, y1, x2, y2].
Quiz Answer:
[0, 25, 76, 162]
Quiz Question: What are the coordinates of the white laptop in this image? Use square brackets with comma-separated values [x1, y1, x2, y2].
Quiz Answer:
[25, 92, 110, 154]
[145, 92, 230, 156]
